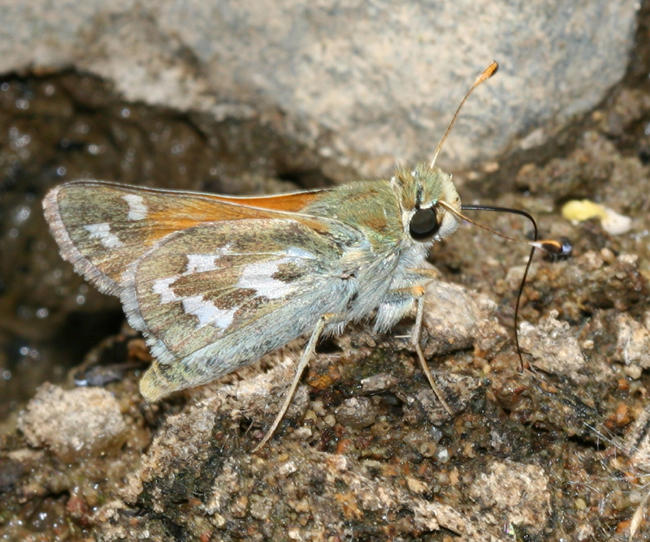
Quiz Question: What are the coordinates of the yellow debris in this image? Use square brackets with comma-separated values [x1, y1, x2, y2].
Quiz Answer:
[561, 199, 607, 222]
[562, 199, 632, 235]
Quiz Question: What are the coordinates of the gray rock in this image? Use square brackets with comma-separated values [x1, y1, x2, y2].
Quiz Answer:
[0, 1, 638, 175]
[334, 396, 378, 429]
[518, 310, 588, 376]
[17, 383, 128, 460]
[423, 280, 502, 355]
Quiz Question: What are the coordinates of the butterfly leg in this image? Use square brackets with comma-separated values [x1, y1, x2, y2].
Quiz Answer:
[410, 285, 453, 415]
[253, 313, 333, 452]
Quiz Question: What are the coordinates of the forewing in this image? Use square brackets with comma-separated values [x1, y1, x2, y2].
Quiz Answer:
[43, 181, 327, 295]
[122, 218, 360, 400]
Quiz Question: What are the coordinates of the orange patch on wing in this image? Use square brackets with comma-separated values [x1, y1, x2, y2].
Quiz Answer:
[145, 193, 330, 243]
[206, 190, 327, 212]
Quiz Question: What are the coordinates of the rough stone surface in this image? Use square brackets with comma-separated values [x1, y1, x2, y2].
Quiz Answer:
[334, 397, 378, 429]
[0, 1, 639, 175]
[423, 280, 507, 356]
[469, 460, 551, 534]
[17, 383, 128, 460]
[518, 311, 588, 375]
[113, 369, 500, 541]
[616, 312, 650, 369]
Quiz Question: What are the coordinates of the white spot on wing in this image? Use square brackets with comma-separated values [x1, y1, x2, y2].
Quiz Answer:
[122, 194, 148, 220]
[152, 277, 178, 303]
[151, 245, 310, 331]
[185, 245, 231, 273]
[186, 254, 219, 273]
[84, 223, 122, 248]
[181, 295, 236, 329]
[236, 256, 299, 299]
[152, 275, 236, 330]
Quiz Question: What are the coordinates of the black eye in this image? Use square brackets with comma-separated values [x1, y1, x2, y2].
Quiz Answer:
[409, 208, 440, 240]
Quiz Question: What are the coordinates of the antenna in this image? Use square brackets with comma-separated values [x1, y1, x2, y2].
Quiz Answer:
[430, 61, 499, 168]
[453, 203, 572, 370]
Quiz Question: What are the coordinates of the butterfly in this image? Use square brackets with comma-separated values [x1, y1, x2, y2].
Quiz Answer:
[43, 61, 540, 450]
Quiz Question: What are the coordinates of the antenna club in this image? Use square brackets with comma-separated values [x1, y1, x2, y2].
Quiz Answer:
[429, 60, 499, 168]
[475, 61, 498, 85]
[531, 238, 573, 257]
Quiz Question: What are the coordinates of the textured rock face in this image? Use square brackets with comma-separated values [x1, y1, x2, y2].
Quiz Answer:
[17, 383, 128, 461]
[0, 1, 639, 174]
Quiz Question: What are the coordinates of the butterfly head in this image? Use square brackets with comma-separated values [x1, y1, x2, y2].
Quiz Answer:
[389, 61, 497, 247]
[391, 164, 461, 245]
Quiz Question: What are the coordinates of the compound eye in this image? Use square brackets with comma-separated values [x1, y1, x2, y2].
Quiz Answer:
[409, 207, 440, 240]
